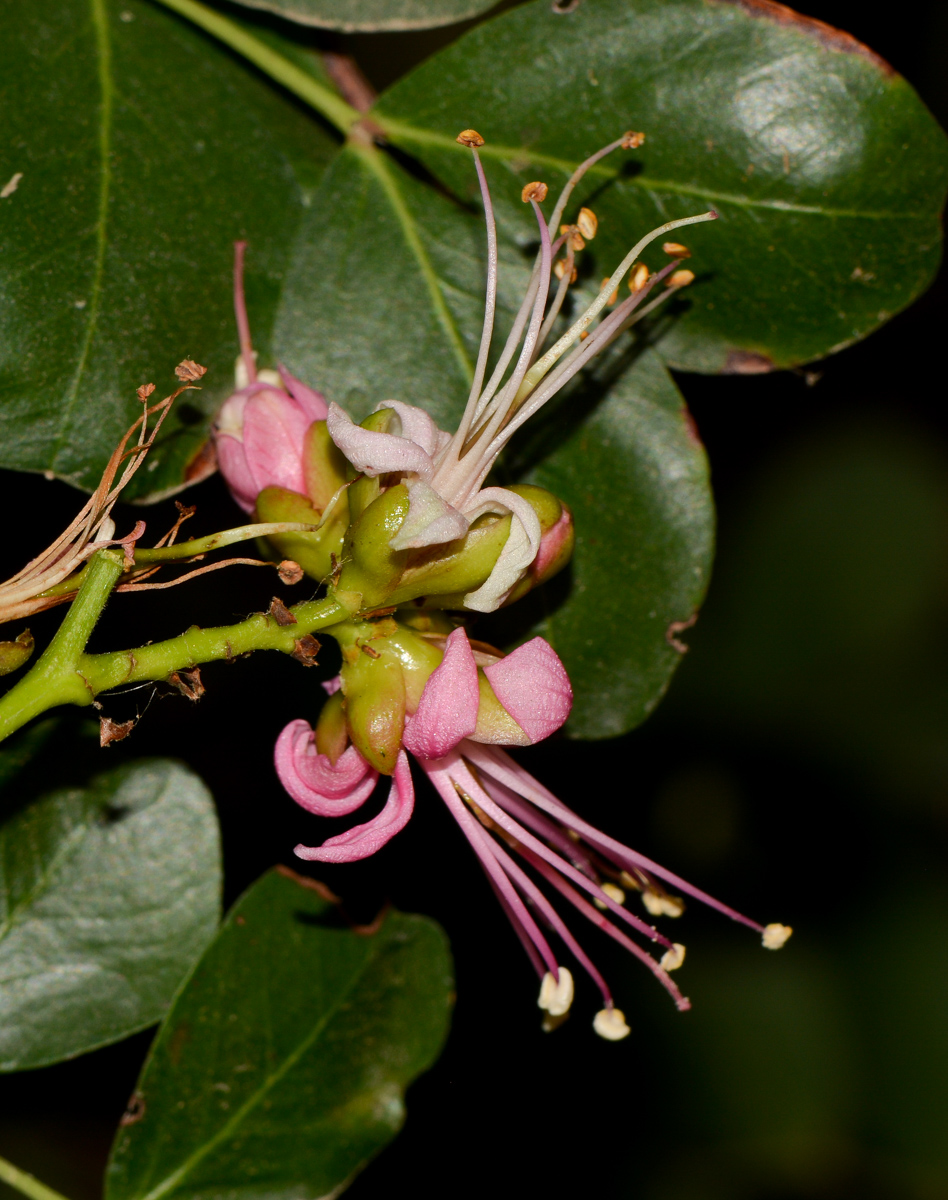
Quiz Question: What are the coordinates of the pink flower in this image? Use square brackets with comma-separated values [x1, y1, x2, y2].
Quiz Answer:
[275, 628, 790, 1037]
[212, 243, 328, 513]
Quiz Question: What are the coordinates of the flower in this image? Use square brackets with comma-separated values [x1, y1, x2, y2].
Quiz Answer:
[276, 626, 792, 1038]
[325, 130, 718, 612]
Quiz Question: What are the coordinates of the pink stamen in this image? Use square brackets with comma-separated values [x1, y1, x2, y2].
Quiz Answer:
[233, 241, 257, 385]
[455, 150, 499, 447]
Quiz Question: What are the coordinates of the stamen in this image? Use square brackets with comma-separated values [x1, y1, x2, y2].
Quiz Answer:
[455, 129, 485, 148]
[521, 181, 549, 203]
[668, 269, 695, 288]
[660, 943, 686, 971]
[662, 241, 691, 259]
[546, 133, 642, 234]
[593, 1007, 630, 1041]
[629, 262, 650, 291]
[233, 241, 256, 385]
[538, 967, 574, 1015]
[762, 923, 793, 949]
[595, 881, 626, 910]
[576, 207, 598, 240]
[642, 889, 685, 918]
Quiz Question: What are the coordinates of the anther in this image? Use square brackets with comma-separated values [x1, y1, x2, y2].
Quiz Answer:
[642, 889, 685, 918]
[663, 241, 691, 258]
[522, 181, 549, 203]
[660, 943, 686, 971]
[761, 923, 793, 950]
[600, 278, 619, 305]
[577, 207, 598, 240]
[629, 263, 650, 292]
[595, 881, 626, 910]
[668, 269, 695, 288]
[538, 967, 574, 1016]
[621, 131, 646, 149]
[553, 259, 578, 283]
[456, 129, 485, 147]
[593, 1007, 631, 1040]
[560, 224, 585, 251]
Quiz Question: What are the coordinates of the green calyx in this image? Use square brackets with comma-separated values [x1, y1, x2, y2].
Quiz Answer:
[255, 485, 348, 581]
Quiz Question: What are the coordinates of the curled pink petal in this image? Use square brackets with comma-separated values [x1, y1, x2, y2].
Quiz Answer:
[403, 628, 480, 759]
[484, 637, 572, 744]
[278, 365, 329, 422]
[327, 402, 434, 480]
[294, 750, 415, 863]
[321, 675, 342, 696]
[275, 719, 378, 816]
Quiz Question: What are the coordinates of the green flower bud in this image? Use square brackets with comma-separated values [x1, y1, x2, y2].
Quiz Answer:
[500, 484, 575, 606]
[314, 689, 348, 765]
[339, 631, 407, 774]
[0, 630, 34, 676]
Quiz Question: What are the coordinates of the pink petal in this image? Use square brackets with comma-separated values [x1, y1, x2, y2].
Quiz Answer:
[403, 628, 480, 759]
[242, 390, 311, 497]
[484, 637, 572, 744]
[380, 400, 444, 459]
[214, 434, 257, 513]
[278, 365, 329, 422]
[294, 750, 415, 863]
[275, 719, 378, 816]
[327, 402, 433, 479]
[321, 675, 342, 696]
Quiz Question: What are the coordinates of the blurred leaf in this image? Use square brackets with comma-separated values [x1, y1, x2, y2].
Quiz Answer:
[106, 866, 453, 1200]
[223, 0, 499, 32]
[0, 754, 221, 1072]
[505, 349, 713, 739]
[0, 0, 338, 499]
[362, 0, 948, 374]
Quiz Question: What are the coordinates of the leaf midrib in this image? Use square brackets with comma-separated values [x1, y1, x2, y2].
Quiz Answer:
[134, 926, 393, 1200]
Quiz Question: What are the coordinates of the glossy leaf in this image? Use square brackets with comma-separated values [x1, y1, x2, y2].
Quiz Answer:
[225, 0, 499, 32]
[0, 753, 221, 1072]
[0, 0, 338, 499]
[368, 0, 948, 373]
[510, 349, 713, 739]
[106, 866, 453, 1200]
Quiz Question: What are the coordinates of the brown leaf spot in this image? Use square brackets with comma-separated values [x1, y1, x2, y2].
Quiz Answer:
[268, 597, 297, 626]
[168, 667, 204, 700]
[276, 864, 341, 904]
[716, 0, 893, 73]
[723, 350, 774, 375]
[100, 716, 137, 747]
[174, 359, 207, 382]
[291, 635, 321, 666]
[277, 560, 304, 586]
[666, 612, 698, 654]
[120, 1093, 146, 1127]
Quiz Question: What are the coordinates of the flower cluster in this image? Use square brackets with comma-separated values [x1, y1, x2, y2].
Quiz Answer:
[212, 129, 790, 1038]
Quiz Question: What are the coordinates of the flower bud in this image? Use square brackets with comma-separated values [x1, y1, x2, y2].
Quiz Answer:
[340, 638, 407, 775]
[500, 485, 574, 605]
[254, 485, 348, 582]
[0, 629, 34, 676]
[213, 367, 328, 514]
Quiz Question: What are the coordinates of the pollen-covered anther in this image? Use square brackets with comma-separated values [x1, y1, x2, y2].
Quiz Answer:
[660, 943, 686, 971]
[576, 207, 598, 239]
[600, 278, 619, 305]
[663, 241, 691, 259]
[629, 262, 650, 291]
[642, 889, 685, 918]
[559, 224, 585, 251]
[538, 967, 574, 1016]
[521, 181, 549, 203]
[621, 130, 646, 149]
[668, 269, 696, 288]
[594, 881, 626, 910]
[456, 129, 485, 147]
[553, 259, 578, 283]
[593, 1007, 631, 1041]
[762, 923, 793, 950]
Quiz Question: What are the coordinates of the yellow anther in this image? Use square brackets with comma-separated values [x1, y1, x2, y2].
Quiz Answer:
[762, 923, 793, 950]
[621, 131, 646, 149]
[600, 278, 619, 305]
[662, 241, 691, 258]
[538, 967, 574, 1016]
[642, 890, 685, 918]
[593, 1007, 631, 1040]
[577, 207, 598, 239]
[660, 943, 686, 971]
[668, 269, 695, 288]
[522, 181, 549, 203]
[553, 259, 578, 283]
[619, 870, 642, 891]
[629, 263, 650, 292]
[559, 224, 585, 251]
[456, 129, 485, 147]
[594, 880, 625, 910]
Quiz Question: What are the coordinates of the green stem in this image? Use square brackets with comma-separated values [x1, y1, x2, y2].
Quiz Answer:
[0, 1155, 72, 1200]
[0, 550, 124, 741]
[149, 0, 361, 136]
[133, 522, 318, 563]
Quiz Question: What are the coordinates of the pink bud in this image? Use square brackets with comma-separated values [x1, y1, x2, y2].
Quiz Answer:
[531, 504, 574, 584]
[275, 719, 378, 816]
[213, 379, 328, 514]
[483, 637, 572, 744]
[403, 627, 480, 759]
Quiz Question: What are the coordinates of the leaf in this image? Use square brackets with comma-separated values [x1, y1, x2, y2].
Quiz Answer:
[510, 349, 713, 739]
[0, 0, 338, 499]
[0, 753, 221, 1072]
[106, 866, 453, 1200]
[366, 0, 948, 373]
[224, 0, 499, 33]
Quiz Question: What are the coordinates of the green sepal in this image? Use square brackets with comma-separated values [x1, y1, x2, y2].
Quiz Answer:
[255, 486, 348, 580]
[303, 420, 348, 511]
[0, 630, 34, 676]
[337, 484, 412, 611]
[314, 690, 348, 765]
[342, 648, 407, 774]
[386, 512, 513, 609]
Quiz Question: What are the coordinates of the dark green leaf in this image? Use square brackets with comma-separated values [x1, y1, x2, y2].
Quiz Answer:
[0, 755, 221, 1072]
[224, 0, 499, 32]
[513, 349, 713, 739]
[106, 866, 453, 1200]
[366, 0, 948, 373]
[0, 0, 338, 498]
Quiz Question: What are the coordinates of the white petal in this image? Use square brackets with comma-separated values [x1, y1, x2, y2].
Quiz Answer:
[327, 402, 433, 479]
[375, 400, 445, 460]
[389, 479, 469, 551]
[462, 486, 542, 613]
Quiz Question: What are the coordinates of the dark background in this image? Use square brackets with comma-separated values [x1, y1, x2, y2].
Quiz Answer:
[2, 1, 947, 1197]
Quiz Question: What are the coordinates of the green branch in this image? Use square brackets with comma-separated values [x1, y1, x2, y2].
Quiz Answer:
[0, 1155, 73, 1200]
